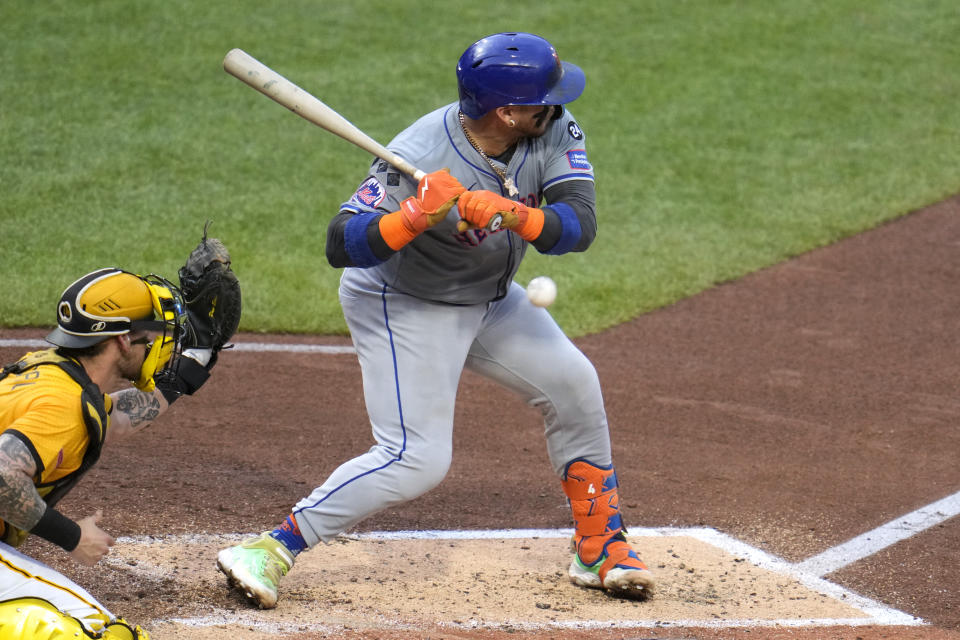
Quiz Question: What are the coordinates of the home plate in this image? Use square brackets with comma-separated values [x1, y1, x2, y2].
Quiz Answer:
[106, 527, 921, 638]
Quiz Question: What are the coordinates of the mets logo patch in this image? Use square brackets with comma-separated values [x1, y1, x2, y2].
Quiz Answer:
[351, 177, 386, 208]
[566, 149, 592, 171]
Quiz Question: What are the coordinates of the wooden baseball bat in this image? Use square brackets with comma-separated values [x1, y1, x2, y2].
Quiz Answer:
[223, 48, 425, 181]
[223, 48, 497, 232]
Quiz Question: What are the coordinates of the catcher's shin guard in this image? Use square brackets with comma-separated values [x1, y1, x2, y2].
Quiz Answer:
[561, 459, 656, 596]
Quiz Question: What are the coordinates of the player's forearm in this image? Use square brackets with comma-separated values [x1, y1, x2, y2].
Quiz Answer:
[533, 181, 597, 254]
[326, 210, 396, 268]
[0, 434, 45, 531]
[107, 387, 167, 442]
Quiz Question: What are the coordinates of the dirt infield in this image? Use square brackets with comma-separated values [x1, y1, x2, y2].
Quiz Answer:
[4, 195, 960, 639]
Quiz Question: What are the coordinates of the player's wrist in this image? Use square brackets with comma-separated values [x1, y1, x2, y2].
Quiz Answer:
[155, 355, 212, 404]
[30, 506, 82, 551]
[378, 200, 423, 250]
[514, 206, 545, 241]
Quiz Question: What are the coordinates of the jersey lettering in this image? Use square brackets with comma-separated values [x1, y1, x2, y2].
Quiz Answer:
[520, 193, 539, 207]
[454, 228, 494, 247]
[11, 369, 40, 391]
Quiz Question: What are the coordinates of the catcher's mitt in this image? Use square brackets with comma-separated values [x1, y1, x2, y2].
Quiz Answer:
[178, 222, 241, 353]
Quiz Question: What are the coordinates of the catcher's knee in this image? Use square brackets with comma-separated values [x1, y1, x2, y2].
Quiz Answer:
[0, 597, 150, 640]
[0, 597, 89, 639]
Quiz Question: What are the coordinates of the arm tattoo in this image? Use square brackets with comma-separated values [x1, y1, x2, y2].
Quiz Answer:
[113, 388, 162, 428]
[0, 433, 44, 530]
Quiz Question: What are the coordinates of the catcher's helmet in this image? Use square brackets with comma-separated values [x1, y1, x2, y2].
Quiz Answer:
[45, 268, 187, 391]
[456, 32, 585, 119]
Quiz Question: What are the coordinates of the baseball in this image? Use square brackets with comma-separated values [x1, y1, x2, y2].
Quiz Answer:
[526, 276, 557, 307]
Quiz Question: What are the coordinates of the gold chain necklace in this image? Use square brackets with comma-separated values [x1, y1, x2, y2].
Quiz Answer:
[458, 110, 519, 197]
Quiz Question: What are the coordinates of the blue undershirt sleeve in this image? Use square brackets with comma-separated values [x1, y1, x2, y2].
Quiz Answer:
[344, 213, 382, 267]
[543, 202, 582, 255]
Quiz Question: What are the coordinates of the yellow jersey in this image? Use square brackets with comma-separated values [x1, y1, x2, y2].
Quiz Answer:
[0, 350, 111, 546]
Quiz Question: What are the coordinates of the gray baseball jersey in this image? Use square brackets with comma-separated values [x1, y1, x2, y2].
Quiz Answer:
[294, 102, 612, 546]
[327, 103, 596, 302]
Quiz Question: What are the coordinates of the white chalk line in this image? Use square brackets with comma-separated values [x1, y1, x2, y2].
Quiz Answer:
[0, 338, 356, 354]
[796, 490, 960, 577]
[117, 526, 923, 631]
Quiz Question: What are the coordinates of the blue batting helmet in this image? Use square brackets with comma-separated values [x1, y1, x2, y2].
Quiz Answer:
[456, 32, 586, 119]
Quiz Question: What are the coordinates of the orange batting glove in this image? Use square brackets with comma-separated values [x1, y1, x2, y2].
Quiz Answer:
[379, 169, 465, 250]
[456, 190, 545, 241]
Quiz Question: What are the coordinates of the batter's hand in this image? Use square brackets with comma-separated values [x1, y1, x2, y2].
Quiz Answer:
[456, 190, 545, 241]
[70, 509, 115, 567]
[417, 169, 465, 218]
[379, 169, 465, 250]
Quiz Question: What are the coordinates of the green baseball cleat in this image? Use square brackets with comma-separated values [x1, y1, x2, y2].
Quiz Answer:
[217, 532, 294, 609]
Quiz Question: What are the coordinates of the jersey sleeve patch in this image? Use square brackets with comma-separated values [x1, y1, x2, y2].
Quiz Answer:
[350, 177, 387, 208]
[566, 149, 592, 172]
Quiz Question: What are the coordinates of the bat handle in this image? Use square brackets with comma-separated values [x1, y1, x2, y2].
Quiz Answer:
[456, 213, 502, 233]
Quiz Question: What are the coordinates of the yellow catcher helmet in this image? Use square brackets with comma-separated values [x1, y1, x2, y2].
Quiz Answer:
[45, 268, 187, 391]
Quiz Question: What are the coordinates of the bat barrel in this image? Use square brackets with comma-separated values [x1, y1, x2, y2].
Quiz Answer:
[223, 49, 426, 181]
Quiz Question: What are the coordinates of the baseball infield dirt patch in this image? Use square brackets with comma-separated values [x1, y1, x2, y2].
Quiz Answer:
[105, 532, 871, 638]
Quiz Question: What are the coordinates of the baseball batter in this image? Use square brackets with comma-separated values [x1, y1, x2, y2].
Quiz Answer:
[218, 32, 656, 608]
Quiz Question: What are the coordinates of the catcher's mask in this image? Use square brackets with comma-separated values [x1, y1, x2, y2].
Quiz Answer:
[45, 268, 187, 391]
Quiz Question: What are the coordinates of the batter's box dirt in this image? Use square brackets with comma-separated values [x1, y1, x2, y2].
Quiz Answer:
[101, 529, 920, 639]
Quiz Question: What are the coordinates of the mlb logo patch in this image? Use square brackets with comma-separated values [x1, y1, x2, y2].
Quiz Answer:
[566, 149, 591, 171]
[351, 177, 386, 208]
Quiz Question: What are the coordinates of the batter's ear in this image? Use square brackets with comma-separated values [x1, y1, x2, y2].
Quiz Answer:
[493, 106, 517, 127]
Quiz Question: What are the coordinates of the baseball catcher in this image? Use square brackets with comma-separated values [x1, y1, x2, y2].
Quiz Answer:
[0, 227, 240, 639]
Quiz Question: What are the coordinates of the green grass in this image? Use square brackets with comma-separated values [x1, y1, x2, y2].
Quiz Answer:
[2, 0, 959, 336]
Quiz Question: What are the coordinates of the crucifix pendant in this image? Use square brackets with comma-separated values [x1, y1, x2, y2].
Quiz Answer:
[503, 177, 519, 198]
